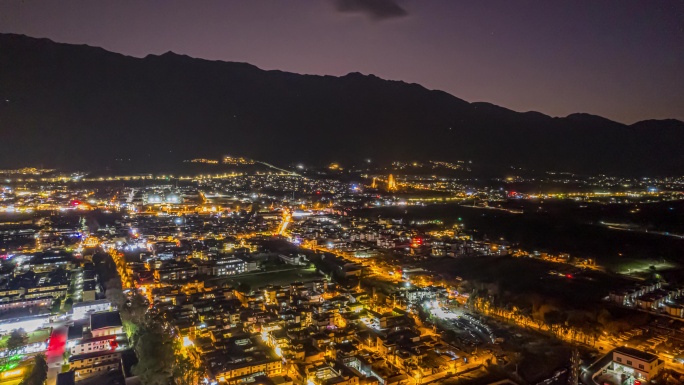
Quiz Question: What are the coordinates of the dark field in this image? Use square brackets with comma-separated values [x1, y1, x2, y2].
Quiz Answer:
[209, 267, 323, 289]
[356, 200, 684, 270]
[419, 255, 632, 309]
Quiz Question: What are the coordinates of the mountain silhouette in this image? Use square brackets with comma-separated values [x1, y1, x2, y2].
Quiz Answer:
[1, 33, 682, 175]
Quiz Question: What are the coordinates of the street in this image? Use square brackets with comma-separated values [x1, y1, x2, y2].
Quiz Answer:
[45, 323, 68, 385]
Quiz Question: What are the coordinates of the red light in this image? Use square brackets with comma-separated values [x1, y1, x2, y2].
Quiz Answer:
[566, 274, 573, 279]
[70, 200, 82, 206]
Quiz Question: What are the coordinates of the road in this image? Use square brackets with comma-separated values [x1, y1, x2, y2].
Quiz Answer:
[45, 323, 68, 385]
[255, 161, 300, 177]
[580, 349, 614, 385]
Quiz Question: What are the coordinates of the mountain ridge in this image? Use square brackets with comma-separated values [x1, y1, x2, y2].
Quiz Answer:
[1, 33, 683, 175]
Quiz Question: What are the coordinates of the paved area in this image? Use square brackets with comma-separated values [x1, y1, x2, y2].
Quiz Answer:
[581, 349, 614, 385]
[45, 323, 68, 385]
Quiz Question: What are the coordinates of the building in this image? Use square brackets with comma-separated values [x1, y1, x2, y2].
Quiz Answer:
[664, 303, 684, 318]
[24, 283, 69, 300]
[207, 355, 283, 384]
[213, 257, 246, 276]
[279, 253, 308, 266]
[387, 175, 397, 191]
[0, 296, 52, 311]
[68, 351, 123, 381]
[70, 335, 119, 355]
[611, 347, 664, 381]
[67, 320, 88, 349]
[155, 265, 199, 282]
[26, 252, 74, 273]
[56, 371, 75, 385]
[90, 311, 123, 337]
[405, 287, 446, 303]
[72, 300, 112, 320]
[0, 314, 50, 334]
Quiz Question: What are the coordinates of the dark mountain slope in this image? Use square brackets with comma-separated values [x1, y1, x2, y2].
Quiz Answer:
[1, 33, 682, 175]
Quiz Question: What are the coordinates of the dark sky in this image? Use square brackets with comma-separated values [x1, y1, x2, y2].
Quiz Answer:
[1, 0, 682, 123]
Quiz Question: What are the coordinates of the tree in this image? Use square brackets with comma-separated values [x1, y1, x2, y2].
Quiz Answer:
[51, 298, 62, 314]
[649, 265, 660, 280]
[125, 292, 148, 325]
[121, 292, 148, 340]
[105, 281, 126, 310]
[6, 329, 28, 354]
[19, 353, 47, 385]
[172, 350, 203, 385]
[63, 297, 73, 313]
[543, 310, 567, 335]
[0, 328, 28, 369]
[237, 282, 251, 294]
[132, 323, 175, 385]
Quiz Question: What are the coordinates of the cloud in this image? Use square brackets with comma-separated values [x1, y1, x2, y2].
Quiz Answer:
[335, 0, 408, 21]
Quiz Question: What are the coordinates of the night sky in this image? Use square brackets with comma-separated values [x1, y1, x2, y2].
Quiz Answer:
[1, 0, 682, 123]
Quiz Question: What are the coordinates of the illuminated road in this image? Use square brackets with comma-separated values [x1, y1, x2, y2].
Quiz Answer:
[46, 323, 68, 385]
[602, 223, 684, 239]
[276, 209, 292, 236]
[255, 161, 300, 177]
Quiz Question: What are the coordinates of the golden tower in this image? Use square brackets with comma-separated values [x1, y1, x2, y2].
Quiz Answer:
[387, 174, 397, 191]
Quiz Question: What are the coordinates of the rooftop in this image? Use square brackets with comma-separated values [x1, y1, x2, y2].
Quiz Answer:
[73, 299, 111, 309]
[90, 310, 123, 330]
[613, 346, 658, 363]
[56, 371, 75, 385]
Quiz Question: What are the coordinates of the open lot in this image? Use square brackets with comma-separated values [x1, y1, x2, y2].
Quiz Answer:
[210, 266, 324, 289]
[357, 201, 684, 271]
[426, 301, 572, 384]
[419, 255, 633, 309]
[0, 329, 50, 349]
